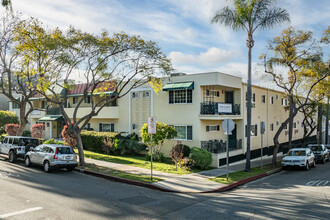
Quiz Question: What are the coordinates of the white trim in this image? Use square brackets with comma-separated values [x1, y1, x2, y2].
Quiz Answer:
[206, 124, 221, 132]
[168, 89, 193, 105]
[172, 124, 193, 141]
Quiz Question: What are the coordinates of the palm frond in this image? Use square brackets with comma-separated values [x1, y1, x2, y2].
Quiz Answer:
[211, 6, 247, 31]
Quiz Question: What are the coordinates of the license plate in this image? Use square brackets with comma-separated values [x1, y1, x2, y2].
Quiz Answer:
[65, 156, 71, 160]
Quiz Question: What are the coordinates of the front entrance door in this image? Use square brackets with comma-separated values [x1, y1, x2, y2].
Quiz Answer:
[57, 121, 64, 138]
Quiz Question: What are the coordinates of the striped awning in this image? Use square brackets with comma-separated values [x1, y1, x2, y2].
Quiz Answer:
[162, 82, 194, 91]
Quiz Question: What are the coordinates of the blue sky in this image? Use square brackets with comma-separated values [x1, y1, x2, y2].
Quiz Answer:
[6, 0, 330, 87]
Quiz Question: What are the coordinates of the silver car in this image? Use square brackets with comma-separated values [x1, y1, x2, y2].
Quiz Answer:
[25, 144, 78, 172]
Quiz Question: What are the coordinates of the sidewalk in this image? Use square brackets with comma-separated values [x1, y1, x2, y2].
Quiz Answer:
[79, 153, 283, 193]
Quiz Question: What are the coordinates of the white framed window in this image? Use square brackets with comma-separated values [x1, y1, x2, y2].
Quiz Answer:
[261, 95, 266, 103]
[276, 121, 279, 126]
[99, 123, 114, 132]
[72, 97, 77, 104]
[206, 125, 220, 132]
[245, 124, 258, 136]
[132, 92, 139, 98]
[276, 94, 279, 100]
[83, 123, 91, 130]
[169, 90, 192, 104]
[245, 92, 256, 108]
[270, 96, 274, 104]
[282, 98, 288, 106]
[171, 125, 193, 140]
[293, 122, 297, 128]
[12, 97, 20, 109]
[270, 123, 274, 131]
[206, 90, 220, 97]
[84, 96, 91, 104]
[143, 91, 150, 98]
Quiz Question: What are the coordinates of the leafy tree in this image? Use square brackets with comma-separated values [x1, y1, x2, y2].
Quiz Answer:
[170, 143, 184, 170]
[299, 104, 317, 147]
[262, 27, 330, 166]
[30, 124, 45, 139]
[19, 25, 173, 165]
[211, 0, 290, 171]
[140, 122, 177, 155]
[0, 14, 54, 135]
[5, 123, 19, 135]
[61, 125, 77, 148]
[0, 110, 18, 132]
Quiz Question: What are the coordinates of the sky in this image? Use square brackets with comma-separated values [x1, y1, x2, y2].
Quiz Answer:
[4, 0, 330, 88]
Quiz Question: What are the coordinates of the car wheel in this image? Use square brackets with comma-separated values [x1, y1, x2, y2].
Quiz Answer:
[8, 151, 17, 163]
[312, 160, 316, 168]
[43, 161, 51, 173]
[25, 156, 31, 167]
[305, 162, 309, 171]
[322, 157, 326, 164]
[66, 167, 75, 172]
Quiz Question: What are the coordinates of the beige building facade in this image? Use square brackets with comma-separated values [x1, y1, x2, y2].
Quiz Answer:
[9, 72, 314, 167]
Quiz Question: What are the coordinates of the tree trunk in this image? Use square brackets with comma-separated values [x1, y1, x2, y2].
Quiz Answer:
[326, 97, 329, 144]
[245, 35, 253, 172]
[74, 130, 85, 166]
[288, 95, 294, 149]
[17, 104, 27, 136]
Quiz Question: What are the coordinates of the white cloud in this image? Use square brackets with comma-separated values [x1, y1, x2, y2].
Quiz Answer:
[169, 47, 240, 66]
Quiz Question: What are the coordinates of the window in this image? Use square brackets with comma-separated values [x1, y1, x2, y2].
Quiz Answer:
[12, 98, 20, 109]
[13, 138, 19, 145]
[270, 123, 274, 131]
[99, 123, 114, 132]
[261, 95, 266, 103]
[172, 125, 193, 140]
[282, 98, 287, 106]
[73, 97, 77, 104]
[106, 96, 117, 106]
[83, 123, 91, 130]
[270, 96, 274, 104]
[143, 91, 150, 98]
[245, 124, 258, 136]
[132, 92, 139, 98]
[169, 90, 192, 104]
[245, 93, 256, 108]
[206, 90, 219, 97]
[293, 122, 297, 129]
[252, 93, 256, 102]
[276, 94, 279, 100]
[84, 96, 91, 104]
[276, 121, 279, 126]
[206, 125, 220, 132]
[41, 101, 47, 109]
[132, 124, 138, 130]
[284, 124, 288, 129]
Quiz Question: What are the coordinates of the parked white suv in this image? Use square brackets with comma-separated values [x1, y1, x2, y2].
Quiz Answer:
[282, 148, 315, 170]
[0, 136, 39, 163]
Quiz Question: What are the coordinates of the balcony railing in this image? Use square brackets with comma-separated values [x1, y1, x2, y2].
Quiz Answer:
[46, 107, 61, 115]
[201, 139, 242, 153]
[200, 102, 240, 115]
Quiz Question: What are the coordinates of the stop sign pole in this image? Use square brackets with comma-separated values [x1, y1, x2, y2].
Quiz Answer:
[222, 119, 235, 180]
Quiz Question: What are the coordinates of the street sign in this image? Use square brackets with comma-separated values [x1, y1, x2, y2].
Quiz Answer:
[222, 119, 235, 135]
[148, 117, 156, 134]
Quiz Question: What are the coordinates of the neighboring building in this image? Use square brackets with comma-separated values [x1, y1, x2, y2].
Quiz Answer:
[9, 72, 315, 167]
[0, 93, 10, 110]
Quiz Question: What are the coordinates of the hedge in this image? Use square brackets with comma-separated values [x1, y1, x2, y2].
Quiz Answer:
[81, 130, 118, 153]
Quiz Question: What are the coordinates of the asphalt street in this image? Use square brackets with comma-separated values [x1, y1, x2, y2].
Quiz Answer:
[0, 155, 329, 220]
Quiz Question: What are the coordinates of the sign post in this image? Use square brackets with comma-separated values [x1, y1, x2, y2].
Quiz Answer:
[222, 119, 235, 180]
[148, 117, 156, 181]
[260, 121, 265, 171]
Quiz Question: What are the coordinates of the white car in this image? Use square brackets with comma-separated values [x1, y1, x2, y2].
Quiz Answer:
[282, 148, 315, 170]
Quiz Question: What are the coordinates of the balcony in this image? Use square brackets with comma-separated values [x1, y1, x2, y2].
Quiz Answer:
[46, 107, 61, 115]
[199, 102, 242, 120]
[201, 139, 242, 154]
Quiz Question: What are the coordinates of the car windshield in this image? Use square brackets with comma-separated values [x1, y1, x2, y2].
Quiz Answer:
[21, 138, 39, 146]
[57, 147, 73, 154]
[287, 150, 306, 156]
[309, 146, 322, 151]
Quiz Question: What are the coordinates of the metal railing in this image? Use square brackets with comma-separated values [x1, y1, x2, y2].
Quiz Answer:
[201, 139, 242, 153]
[200, 102, 240, 115]
[46, 107, 61, 115]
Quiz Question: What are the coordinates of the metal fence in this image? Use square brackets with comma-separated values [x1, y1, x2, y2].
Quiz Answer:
[200, 102, 240, 115]
[201, 139, 242, 153]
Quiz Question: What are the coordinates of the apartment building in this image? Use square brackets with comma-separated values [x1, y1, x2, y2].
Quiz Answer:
[9, 72, 312, 167]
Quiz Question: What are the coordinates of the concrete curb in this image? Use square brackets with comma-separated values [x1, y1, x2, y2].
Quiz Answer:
[75, 167, 282, 194]
[204, 167, 283, 193]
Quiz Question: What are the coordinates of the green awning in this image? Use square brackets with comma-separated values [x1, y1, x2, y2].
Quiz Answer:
[38, 116, 64, 121]
[29, 97, 45, 101]
[162, 82, 194, 91]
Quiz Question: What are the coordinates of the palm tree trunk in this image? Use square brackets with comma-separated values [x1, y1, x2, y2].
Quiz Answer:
[245, 35, 253, 172]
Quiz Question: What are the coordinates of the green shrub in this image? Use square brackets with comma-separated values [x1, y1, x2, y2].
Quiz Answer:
[22, 130, 31, 137]
[81, 130, 118, 153]
[145, 152, 165, 162]
[43, 138, 65, 145]
[190, 147, 212, 170]
[0, 111, 18, 130]
[182, 144, 191, 157]
[115, 133, 146, 155]
[178, 157, 194, 170]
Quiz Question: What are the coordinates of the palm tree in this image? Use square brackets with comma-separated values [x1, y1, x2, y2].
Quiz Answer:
[211, 0, 290, 171]
[2, 0, 12, 12]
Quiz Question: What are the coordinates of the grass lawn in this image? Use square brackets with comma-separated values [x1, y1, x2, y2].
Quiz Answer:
[79, 150, 205, 175]
[209, 163, 280, 185]
[79, 163, 163, 183]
